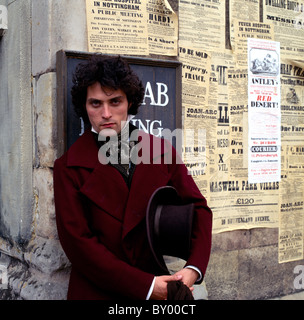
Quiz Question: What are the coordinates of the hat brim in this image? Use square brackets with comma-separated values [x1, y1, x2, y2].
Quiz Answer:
[146, 186, 182, 273]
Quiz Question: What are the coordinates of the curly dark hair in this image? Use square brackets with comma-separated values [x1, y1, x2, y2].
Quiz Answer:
[71, 55, 145, 123]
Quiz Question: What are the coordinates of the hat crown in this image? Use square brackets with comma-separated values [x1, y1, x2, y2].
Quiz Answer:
[146, 186, 194, 272]
[156, 203, 194, 259]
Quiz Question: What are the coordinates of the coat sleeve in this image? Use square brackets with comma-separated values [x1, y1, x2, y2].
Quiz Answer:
[166, 144, 213, 281]
[53, 155, 154, 299]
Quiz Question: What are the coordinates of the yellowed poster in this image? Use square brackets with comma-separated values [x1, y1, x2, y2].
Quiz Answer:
[211, 181, 279, 233]
[228, 68, 248, 179]
[231, 19, 274, 67]
[209, 56, 230, 184]
[230, 0, 260, 21]
[147, 0, 178, 55]
[179, 0, 226, 52]
[279, 168, 304, 263]
[179, 46, 211, 109]
[263, 0, 304, 59]
[86, 0, 148, 54]
[279, 58, 304, 263]
[179, 46, 212, 197]
[281, 59, 304, 145]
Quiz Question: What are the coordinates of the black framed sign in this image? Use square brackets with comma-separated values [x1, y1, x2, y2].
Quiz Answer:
[56, 50, 182, 155]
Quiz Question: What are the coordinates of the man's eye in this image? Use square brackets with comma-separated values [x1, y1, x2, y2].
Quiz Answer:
[111, 99, 121, 106]
[91, 100, 100, 107]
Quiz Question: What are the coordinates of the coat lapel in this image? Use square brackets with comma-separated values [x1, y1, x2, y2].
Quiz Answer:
[79, 164, 129, 222]
[121, 133, 173, 239]
[122, 162, 170, 239]
[66, 130, 129, 222]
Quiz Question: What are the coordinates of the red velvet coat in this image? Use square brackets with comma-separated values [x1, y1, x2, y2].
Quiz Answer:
[53, 129, 212, 300]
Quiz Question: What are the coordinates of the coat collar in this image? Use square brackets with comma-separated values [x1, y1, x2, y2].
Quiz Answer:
[66, 130, 100, 169]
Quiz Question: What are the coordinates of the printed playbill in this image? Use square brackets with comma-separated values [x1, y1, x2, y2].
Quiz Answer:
[147, 0, 178, 55]
[86, 0, 149, 54]
[247, 38, 281, 183]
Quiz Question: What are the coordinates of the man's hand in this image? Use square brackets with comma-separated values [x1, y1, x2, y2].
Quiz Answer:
[174, 268, 199, 288]
[150, 274, 183, 300]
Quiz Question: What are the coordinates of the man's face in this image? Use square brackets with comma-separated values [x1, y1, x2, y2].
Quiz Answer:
[86, 82, 130, 136]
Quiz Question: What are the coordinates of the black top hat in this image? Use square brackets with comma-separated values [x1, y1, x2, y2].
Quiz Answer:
[146, 186, 195, 273]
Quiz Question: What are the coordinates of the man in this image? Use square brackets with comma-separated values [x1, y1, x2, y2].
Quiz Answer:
[53, 55, 212, 300]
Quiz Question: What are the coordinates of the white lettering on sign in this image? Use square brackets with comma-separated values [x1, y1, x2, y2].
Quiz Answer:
[131, 119, 163, 137]
[142, 82, 169, 107]
[0, 264, 8, 289]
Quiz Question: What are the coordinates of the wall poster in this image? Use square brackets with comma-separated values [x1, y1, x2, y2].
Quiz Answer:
[247, 38, 281, 183]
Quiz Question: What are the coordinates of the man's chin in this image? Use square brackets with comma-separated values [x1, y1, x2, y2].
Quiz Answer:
[98, 128, 118, 138]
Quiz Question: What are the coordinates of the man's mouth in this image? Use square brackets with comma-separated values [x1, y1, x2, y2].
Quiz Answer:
[101, 123, 115, 128]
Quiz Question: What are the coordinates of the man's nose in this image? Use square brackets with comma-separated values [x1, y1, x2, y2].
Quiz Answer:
[102, 104, 112, 119]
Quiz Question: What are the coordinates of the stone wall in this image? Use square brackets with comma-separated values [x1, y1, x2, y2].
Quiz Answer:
[0, 0, 303, 300]
[0, 0, 89, 300]
[206, 229, 303, 299]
